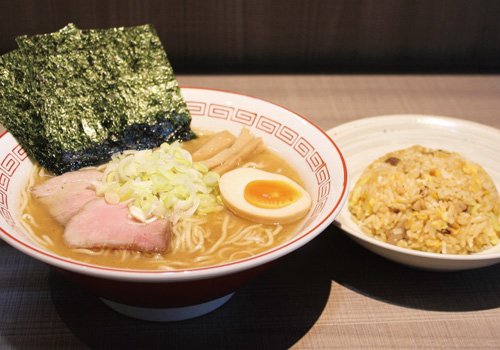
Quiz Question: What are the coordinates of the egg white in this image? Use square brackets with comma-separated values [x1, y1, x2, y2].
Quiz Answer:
[218, 168, 312, 224]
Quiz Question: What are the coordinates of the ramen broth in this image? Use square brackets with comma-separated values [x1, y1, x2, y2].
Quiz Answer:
[21, 133, 306, 270]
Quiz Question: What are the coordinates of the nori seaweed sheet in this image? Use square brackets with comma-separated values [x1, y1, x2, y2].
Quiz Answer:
[0, 50, 47, 163]
[0, 24, 80, 167]
[0, 24, 194, 174]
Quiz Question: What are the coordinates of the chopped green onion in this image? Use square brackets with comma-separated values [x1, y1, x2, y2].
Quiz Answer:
[97, 142, 223, 222]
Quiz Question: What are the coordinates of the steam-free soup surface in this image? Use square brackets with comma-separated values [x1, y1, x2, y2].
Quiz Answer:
[21, 132, 306, 270]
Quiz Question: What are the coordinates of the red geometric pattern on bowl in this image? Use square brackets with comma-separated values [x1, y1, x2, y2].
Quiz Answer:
[293, 137, 313, 158]
[186, 100, 332, 217]
[1, 153, 20, 176]
[231, 109, 257, 126]
[315, 164, 330, 185]
[0, 172, 10, 191]
[12, 144, 28, 161]
[276, 126, 299, 145]
[311, 197, 328, 218]
[318, 181, 331, 201]
[0, 142, 26, 228]
[307, 151, 325, 172]
[208, 104, 234, 119]
[185, 101, 206, 116]
[256, 116, 281, 134]
[0, 206, 15, 227]
[0, 190, 7, 209]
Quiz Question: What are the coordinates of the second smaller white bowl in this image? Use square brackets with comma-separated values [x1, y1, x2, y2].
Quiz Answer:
[328, 114, 500, 271]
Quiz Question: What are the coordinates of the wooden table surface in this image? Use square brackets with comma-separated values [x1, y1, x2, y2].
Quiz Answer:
[1, 74, 500, 349]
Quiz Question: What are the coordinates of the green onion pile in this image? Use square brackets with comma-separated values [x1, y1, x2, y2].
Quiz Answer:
[96, 142, 223, 223]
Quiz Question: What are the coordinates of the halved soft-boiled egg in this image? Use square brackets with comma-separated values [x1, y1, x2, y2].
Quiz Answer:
[219, 168, 312, 224]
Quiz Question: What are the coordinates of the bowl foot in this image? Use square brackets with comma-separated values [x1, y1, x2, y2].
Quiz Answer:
[101, 293, 234, 322]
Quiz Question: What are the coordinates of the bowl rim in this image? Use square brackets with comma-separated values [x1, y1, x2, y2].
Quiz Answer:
[0, 86, 349, 282]
[329, 113, 500, 263]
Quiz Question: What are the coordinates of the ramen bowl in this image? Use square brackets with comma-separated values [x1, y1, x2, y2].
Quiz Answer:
[0, 87, 348, 321]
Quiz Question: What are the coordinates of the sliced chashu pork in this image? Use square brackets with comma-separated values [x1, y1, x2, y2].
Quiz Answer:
[31, 169, 102, 225]
[33, 169, 171, 253]
[64, 199, 171, 253]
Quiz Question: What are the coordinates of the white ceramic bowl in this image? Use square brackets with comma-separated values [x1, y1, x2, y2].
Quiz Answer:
[328, 114, 500, 271]
[0, 87, 348, 321]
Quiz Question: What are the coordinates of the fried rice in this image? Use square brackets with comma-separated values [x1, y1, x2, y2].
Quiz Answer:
[349, 145, 500, 254]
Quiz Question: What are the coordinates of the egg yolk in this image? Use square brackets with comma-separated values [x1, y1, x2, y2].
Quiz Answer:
[244, 180, 301, 209]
